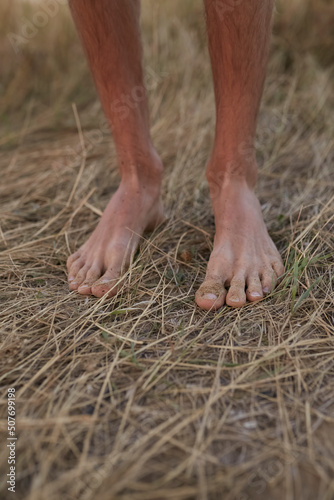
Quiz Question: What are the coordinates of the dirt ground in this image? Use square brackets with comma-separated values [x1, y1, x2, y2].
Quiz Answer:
[0, 1, 334, 499]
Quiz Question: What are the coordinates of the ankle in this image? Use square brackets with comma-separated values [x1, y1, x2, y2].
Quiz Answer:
[206, 153, 258, 196]
[118, 146, 163, 191]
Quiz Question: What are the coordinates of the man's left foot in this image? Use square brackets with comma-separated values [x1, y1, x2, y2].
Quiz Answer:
[195, 177, 284, 310]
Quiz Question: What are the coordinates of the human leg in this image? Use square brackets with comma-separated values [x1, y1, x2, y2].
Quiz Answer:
[67, 0, 164, 297]
[196, 0, 284, 310]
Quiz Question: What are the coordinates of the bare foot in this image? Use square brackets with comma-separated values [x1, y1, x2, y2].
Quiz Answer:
[195, 178, 284, 310]
[67, 172, 164, 298]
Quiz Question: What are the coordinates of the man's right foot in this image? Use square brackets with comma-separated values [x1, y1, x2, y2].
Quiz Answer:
[67, 158, 164, 298]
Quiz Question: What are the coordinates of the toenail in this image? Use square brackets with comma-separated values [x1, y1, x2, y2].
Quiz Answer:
[263, 287, 270, 294]
[97, 279, 111, 285]
[202, 293, 218, 301]
[251, 292, 262, 297]
[68, 276, 75, 282]
[79, 284, 89, 289]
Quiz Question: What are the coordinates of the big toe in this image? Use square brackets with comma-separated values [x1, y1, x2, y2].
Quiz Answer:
[195, 278, 227, 311]
[91, 269, 121, 298]
[77, 265, 102, 295]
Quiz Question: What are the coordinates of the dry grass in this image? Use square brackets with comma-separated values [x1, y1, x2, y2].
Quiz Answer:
[0, 0, 334, 499]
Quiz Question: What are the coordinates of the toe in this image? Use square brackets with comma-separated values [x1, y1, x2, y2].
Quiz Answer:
[261, 268, 278, 295]
[195, 277, 227, 311]
[67, 251, 81, 270]
[272, 260, 285, 282]
[69, 265, 89, 290]
[246, 275, 263, 302]
[226, 277, 247, 308]
[68, 259, 85, 287]
[91, 269, 121, 298]
[77, 265, 102, 295]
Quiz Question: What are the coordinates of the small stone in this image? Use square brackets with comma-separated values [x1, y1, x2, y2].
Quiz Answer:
[180, 250, 192, 262]
[243, 421, 257, 430]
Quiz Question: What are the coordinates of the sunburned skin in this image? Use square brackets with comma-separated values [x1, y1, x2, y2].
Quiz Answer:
[67, 0, 284, 310]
